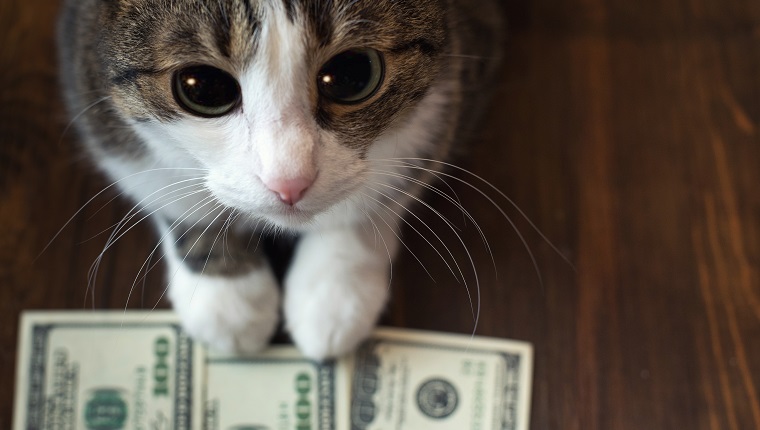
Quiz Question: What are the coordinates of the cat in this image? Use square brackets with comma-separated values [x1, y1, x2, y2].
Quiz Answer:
[57, 0, 504, 360]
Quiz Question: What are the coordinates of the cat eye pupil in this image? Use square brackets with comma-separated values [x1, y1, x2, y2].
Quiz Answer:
[173, 65, 241, 117]
[318, 49, 384, 104]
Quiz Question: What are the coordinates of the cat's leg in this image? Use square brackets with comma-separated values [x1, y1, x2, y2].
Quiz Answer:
[161, 218, 280, 355]
[284, 221, 398, 360]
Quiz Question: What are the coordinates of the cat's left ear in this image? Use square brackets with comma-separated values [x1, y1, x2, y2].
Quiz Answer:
[97, 0, 123, 13]
[99, 0, 133, 10]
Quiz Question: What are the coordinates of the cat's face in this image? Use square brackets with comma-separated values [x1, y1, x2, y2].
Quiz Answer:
[98, 0, 448, 229]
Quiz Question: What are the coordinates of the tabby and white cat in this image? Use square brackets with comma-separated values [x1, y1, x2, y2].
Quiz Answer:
[58, 0, 503, 359]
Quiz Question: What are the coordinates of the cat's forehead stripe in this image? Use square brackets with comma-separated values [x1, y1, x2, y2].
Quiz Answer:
[241, 0, 257, 24]
[279, 0, 334, 46]
[281, 0, 298, 21]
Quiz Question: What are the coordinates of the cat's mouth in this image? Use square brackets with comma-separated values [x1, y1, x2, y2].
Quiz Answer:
[209, 173, 362, 231]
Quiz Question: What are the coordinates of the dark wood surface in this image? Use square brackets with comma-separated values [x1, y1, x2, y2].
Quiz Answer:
[2, 0, 759, 428]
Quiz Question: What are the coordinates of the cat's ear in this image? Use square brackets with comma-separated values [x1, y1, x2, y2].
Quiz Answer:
[97, 0, 120, 9]
[98, 0, 131, 8]
[97, 0, 140, 16]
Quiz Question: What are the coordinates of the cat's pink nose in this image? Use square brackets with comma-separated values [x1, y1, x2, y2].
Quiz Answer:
[265, 177, 314, 205]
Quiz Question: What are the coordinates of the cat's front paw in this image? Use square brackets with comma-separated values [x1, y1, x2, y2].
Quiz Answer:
[168, 262, 280, 356]
[284, 251, 389, 360]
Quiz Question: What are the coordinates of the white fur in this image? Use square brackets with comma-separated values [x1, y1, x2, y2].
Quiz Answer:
[284, 220, 399, 359]
[97, 1, 455, 359]
[163, 226, 281, 355]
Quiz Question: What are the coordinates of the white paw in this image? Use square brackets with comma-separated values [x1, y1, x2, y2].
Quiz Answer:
[167, 261, 280, 356]
[284, 231, 391, 360]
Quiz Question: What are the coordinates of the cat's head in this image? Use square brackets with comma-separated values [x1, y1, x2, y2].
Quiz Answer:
[94, 0, 452, 229]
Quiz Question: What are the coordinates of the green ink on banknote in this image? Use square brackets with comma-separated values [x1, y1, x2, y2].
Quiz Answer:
[84, 389, 128, 430]
[153, 337, 170, 396]
[295, 373, 312, 430]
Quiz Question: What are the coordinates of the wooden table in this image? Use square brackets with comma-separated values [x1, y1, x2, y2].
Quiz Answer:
[2, 0, 759, 428]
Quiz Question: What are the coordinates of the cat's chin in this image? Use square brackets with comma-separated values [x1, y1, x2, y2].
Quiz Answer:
[257, 207, 317, 231]
[212, 190, 321, 231]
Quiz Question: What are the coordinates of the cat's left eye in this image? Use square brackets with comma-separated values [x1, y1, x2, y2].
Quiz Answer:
[172, 65, 241, 117]
[317, 48, 384, 104]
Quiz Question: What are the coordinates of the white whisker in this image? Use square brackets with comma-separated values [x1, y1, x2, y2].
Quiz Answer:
[365, 185, 479, 327]
[389, 157, 575, 271]
[81, 181, 206, 245]
[86, 176, 208, 305]
[147, 203, 228, 316]
[375, 158, 550, 289]
[58, 96, 112, 147]
[369, 167, 496, 275]
[360, 192, 436, 284]
[85, 172, 204, 222]
[95, 183, 207, 259]
[37, 167, 208, 260]
[86, 186, 209, 308]
[366, 184, 465, 285]
[352, 194, 394, 287]
[187, 209, 239, 303]
[124, 195, 218, 315]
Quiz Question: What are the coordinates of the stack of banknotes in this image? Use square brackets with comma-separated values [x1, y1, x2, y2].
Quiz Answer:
[13, 312, 533, 429]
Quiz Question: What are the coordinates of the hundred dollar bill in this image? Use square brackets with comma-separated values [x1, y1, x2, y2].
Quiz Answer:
[13, 311, 204, 430]
[205, 347, 350, 430]
[350, 329, 533, 430]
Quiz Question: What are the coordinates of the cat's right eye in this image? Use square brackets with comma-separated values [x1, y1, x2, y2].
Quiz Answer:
[172, 65, 241, 118]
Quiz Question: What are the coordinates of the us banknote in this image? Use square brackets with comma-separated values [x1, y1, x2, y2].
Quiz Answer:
[13, 312, 204, 430]
[205, 347, 350, 430]
[349, 329, 533, 430]
[14, 312, 533, 430]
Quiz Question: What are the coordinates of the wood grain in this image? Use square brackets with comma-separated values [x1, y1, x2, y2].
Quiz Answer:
[1, 0, 759, 428]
